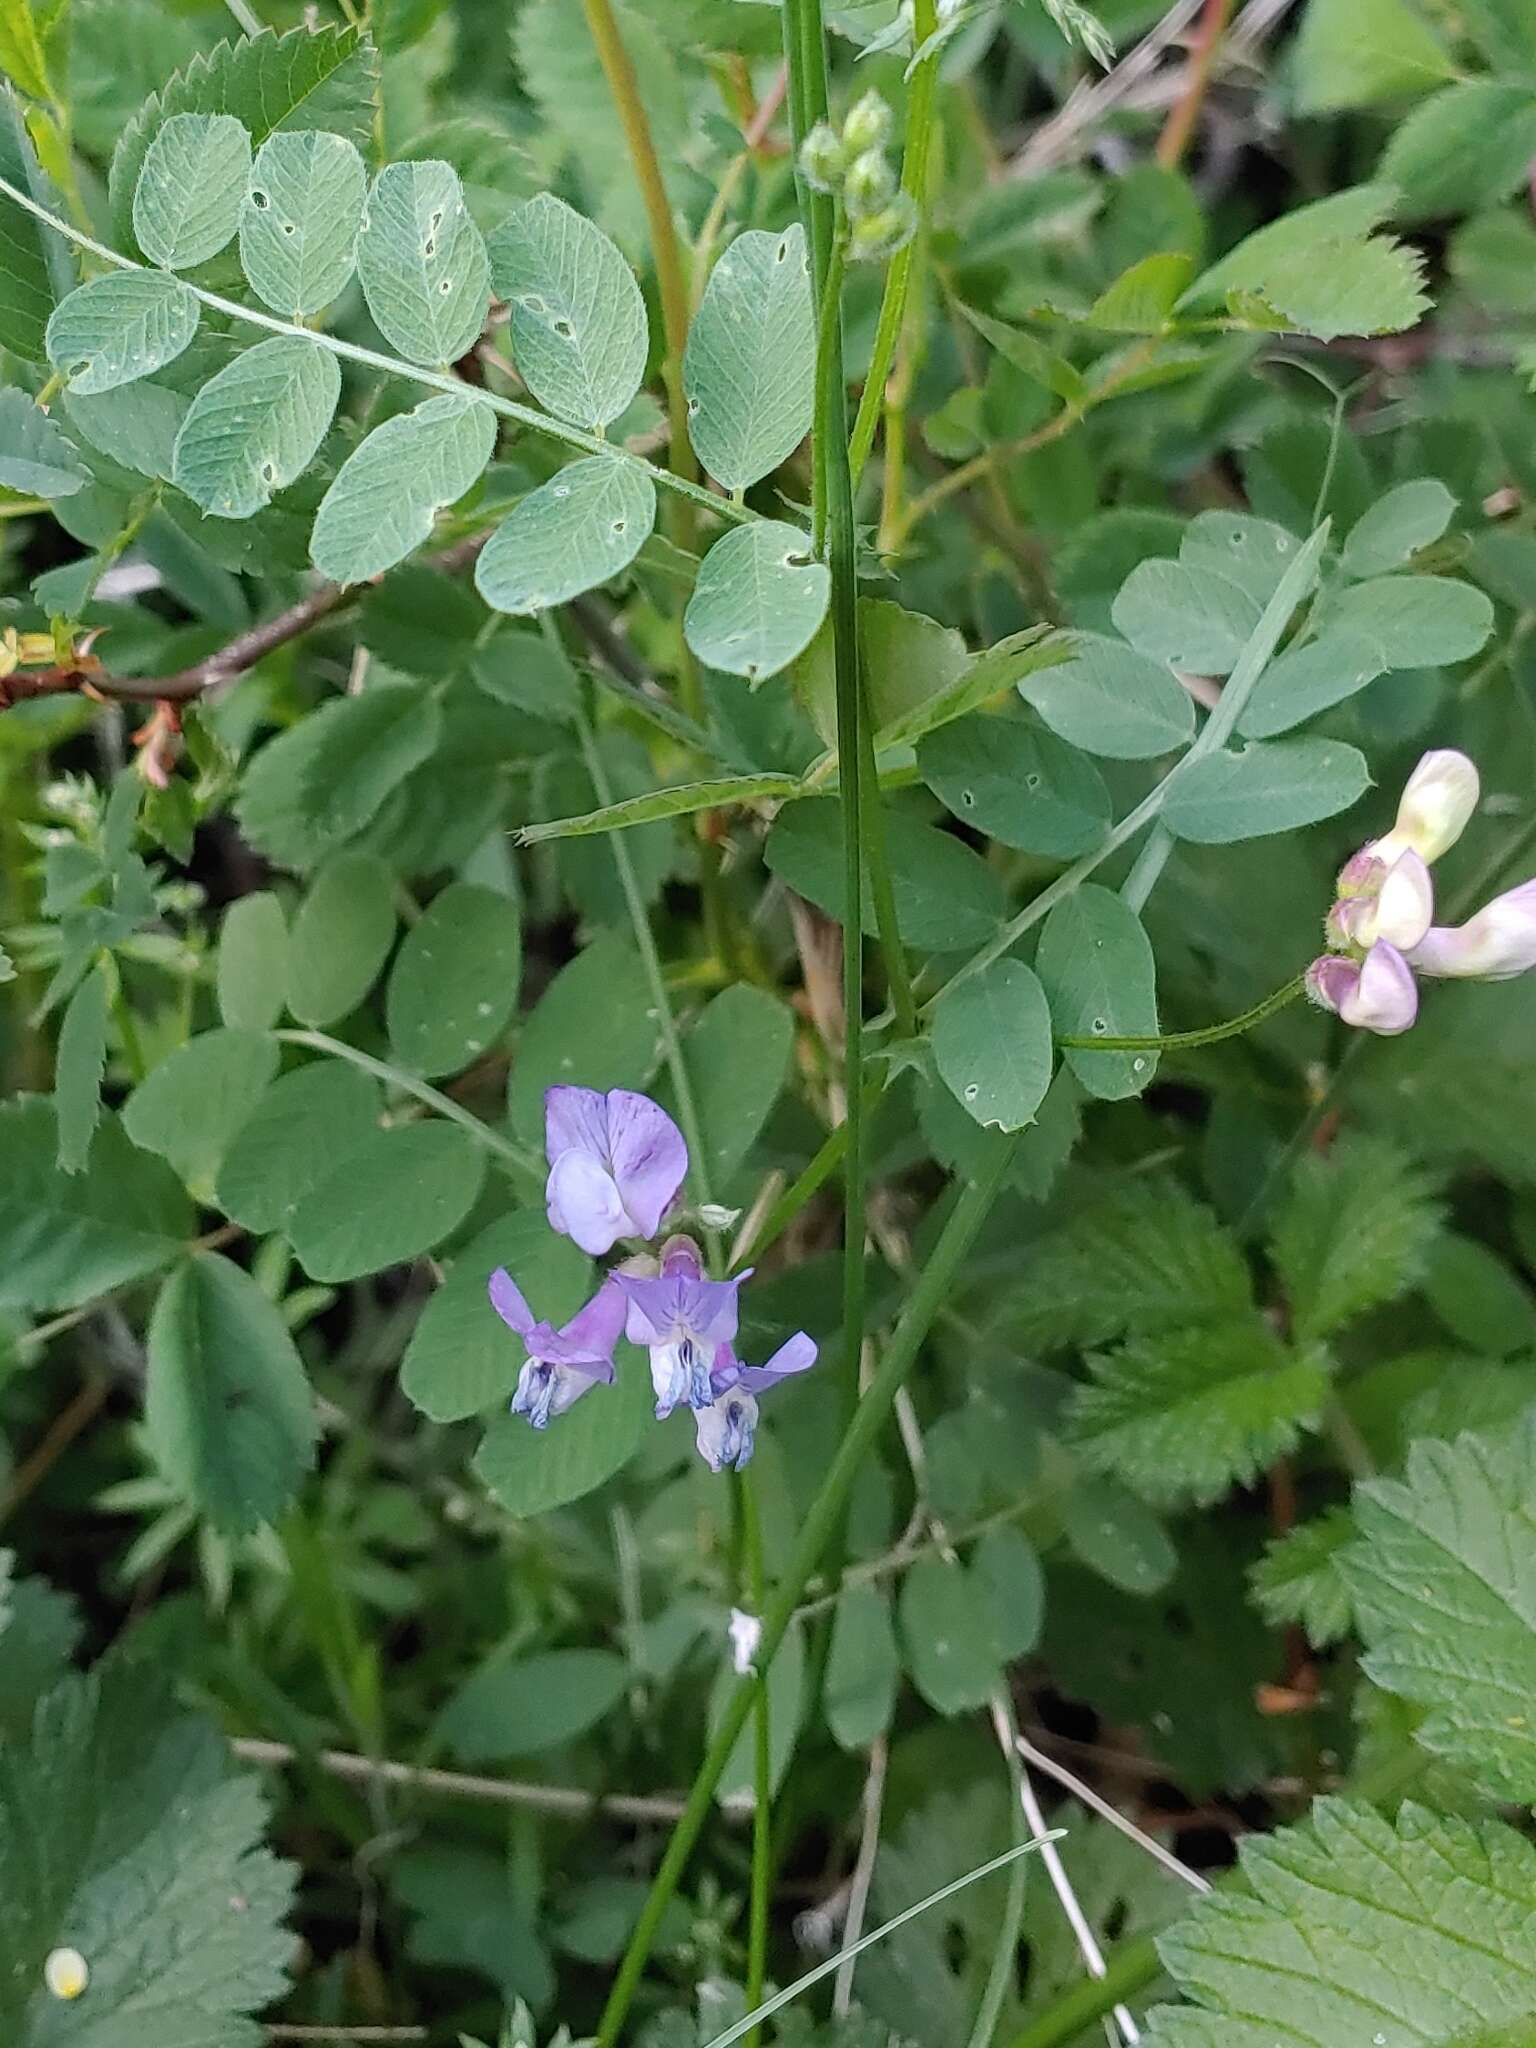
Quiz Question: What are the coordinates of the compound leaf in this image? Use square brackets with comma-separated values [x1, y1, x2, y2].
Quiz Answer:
[132, 110, 251, 269]
[474, 456, 655, 614]
[310, 393, 495, 583]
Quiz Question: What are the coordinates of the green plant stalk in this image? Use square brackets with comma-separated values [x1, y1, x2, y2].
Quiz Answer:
[1056, 971, 1308, 1051]
[741, 1477, 771, 2048]
[848, 0, 940, 485]
[594, 1131, 1021, 2047]
[1003, 1932, 1162, 2048]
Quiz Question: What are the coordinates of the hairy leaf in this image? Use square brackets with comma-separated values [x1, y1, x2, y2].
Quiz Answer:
[356, 159, 490, 366]
[1250, 1507, 1357, 1647]
[52, 961, 109, 1175]
[684, 223, 814, 488]
[0, 386, 86, 497]
[172, 334, 340, 519]
[239, 127, 367, 317]
[132, 110, 251, 269]
[488, 191, 649, 430]
[309, 393, 495, 583]
[1270, 1131, 1442, 1342]
[47, 267, 202, 396]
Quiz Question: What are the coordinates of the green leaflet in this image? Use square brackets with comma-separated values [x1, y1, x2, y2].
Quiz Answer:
[52, 961, 109, 1174]
[684, 519, 831, 682]
[309, 393, 495, 583]
[917, 712, 1111, 858]
[356, 158, 491, 367]
[488, 191, 649, 430]
[216, 1059, 382, 1235]
[931, 959, 1054, 1132]
[386, 880, 522, 1078]
[285, 850, 397, 1027]
[0, 84, 56, 361]
[287, 1121, 486, 1281]
[684, 223, 815, 489]
[172, 334, 340, 519]
[239, 127, 367, 317]
[45, 269, 201, 397]
[132, 110, 251, 269]
[216, 891, 289, 1033]
[1037, 884, 1159, 1100]
[1162, 736, 1372, 843]
[474, 456, 656, 614]
[1018, 631, 1195, 759]
[123, 1027, 278, 1193]
[0, 386, 86, 497]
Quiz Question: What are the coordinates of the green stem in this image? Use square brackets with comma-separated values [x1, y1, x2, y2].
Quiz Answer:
[741, 1478, 771, 2048]
[810, 232, 846, 560]
[595, 1132, 1020, 2048]
[0, 173, 746, 535]
[848, 0, 940, 486]
[1056, 972, 1308, 1052]
[1002, 1933, 1162, 2048]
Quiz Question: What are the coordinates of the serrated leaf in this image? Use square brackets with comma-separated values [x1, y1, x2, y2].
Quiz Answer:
[110, 25, 378, 255]
[1342, 1416, 1536, 1802]
[474, 456, 655, 614]
[132, 110, 251, 269]
[684, 519, 831, 683]
[402, 1213, 589, 1422]
[1291, 0, 1454, 111]
[1250, 1507, 1356, 1647]
[488, 191, 649, 430]
[386, 881, 521, 1077]
[0, 85, 54, 361]
[46, 268, 201, 395]
[288, 1121, 486, 1281]
[1236, 233, 1431, 341]
[916, 712, 1110, 858]
[1387, 77, 1536, 219]
[1236, 627, 1389, 739]
[898, 1553, 1000, 1715]
[53, 961, 109, 1174]
[216, 1058, 381, 1235]
[357, 159, 490, 366]
[765, 798, 1004, 951]
[1163, 736, 1371, 843]
[172, 334, 339, 519]
[684, 223, 814, 488]
[1038, 884, 1158, 1100]
[826, 1584, 899, 1750]
[1112, 557, 1260, 674]
[239, 127, 366, 317]
[123, 1027, 278, 1193]
[145, 1250, 316, 1532]
[1270, 1132, 1441, 1343]
[1145, 1799, 1536, 2047]
[309, 393, 495, 583]
[0, 1663, 298, 2042]
[0, 386, 85, 496]
[216, 891, 288, 1032]
[0, 0, 52, 105]
[286, 850, 396, 1027]
[1184, 182, 1396, 301]
[1000, 1177, 1251, 1351]
[932, 959, 1054, 1132]
[1067, 1317, 1328, 1507]
[0, 1100, 192, 1312]
[1017, 631, 1195, 759]
[506, 933, 658, 1147]
[1340, 479, 1457, 580]
[1326, 572, 1494, 666]
[475, 1348, 653, 1516]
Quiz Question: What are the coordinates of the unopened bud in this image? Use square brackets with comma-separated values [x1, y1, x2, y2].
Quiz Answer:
[697, 1203, 741, 1230]
[848, 193, 917, 263]
[799, 121, 844, 194]
[1330, 849, 1434, 954]
[1306, 942, 1418, 1035]
[844, 148, 896, 220]
[842, 89, 892, 155]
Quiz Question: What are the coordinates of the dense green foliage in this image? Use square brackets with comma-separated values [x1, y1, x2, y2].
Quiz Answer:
[5, 0, 1536, 2043]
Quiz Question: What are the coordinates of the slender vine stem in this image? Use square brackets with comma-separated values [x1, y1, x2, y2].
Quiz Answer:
[594, 1131, 1021, 2047]
[847, 0, 940, 485]
[0, 173, 746, 533]
[740, 1480, 772, 2048]
[1056, 972, 1308, 1051]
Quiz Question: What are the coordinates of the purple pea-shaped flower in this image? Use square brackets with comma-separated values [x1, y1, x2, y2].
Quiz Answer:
[615, 1235, 751, 1418]
[544, 1086, 687, 1256]
[489, 1269, 626, 1428]
[694, 1333, 819, 1472]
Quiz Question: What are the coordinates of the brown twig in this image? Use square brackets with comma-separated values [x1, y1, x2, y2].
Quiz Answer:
[0, 535, 487, 712]
[1156, 0, 1237, 168]
[266, 2031, 428, 2043]
[0, 1374, 110, 1525]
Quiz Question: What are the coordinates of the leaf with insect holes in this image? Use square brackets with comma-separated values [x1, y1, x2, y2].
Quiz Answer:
[133, 111, 252, 269]
[386, 882, 522, 1079]
[1162, 736, 1371, 843]
[474, 457, 655, 615]
[145, 1250, 316, 1532]
[1037, 885, 1159, 1101]
[46, 271, 201, 396]
[684, 520, 830, 682]
[356, 159, 490, 366]
[239, 128, 367, 318]
[0, 387, 86, 498]
[684, 223, 815, 489]
[931, 960, 1054, 1132]
[172, 335, 340, 519]
[310, 393, 496, 584]
[488, 192, 648, 430]
[1018, 632, 1195, 760]
[917, 713, 1111, 858]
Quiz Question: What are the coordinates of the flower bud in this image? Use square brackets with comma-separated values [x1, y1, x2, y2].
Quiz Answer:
[1330, 848, 1434, 954]
[1407, 877, 1536, 981]
[1306, 942, 1418, 1035]
[848, 192, 917, 263]
[842, 89, 892, 155]
[799, 120, 845, 194]
[844, 147, 896, 220]
[1372, 749, 1480, 867]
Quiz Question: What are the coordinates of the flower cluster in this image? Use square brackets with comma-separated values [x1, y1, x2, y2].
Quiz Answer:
[799, 91, 916, 262]
[1306, 749, 1536, 1035]
[488, 1087, 817, 1472]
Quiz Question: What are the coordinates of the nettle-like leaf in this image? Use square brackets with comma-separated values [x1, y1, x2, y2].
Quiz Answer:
[45, 270, 201, 396]
[132, 110, 252, 270]
[0, 1662, 298, 2043]
[0, 388, 86, 498]
[145, 1250, 318, 1533]
[684, 222, 814, 490]
[239, 128, 367, 318]
[356, 159, 490, 366]
[488, 191, 649, 430]
[474, 455, 656, 614]
[1067, 1317, 1329, 1507]
[1343, 1415, 1536, 1803]
[1001, 1178, 1252, 1351]
[1250, 1507, 1357, 1647]
[0, 86, 54, 362]
[684, 519, 831, 682]
[1145, 1799, 1536, 2047]
[309, 393, 496, 583]
[172, 334, 341, 519]
[1270, 1132, 1442, 1343]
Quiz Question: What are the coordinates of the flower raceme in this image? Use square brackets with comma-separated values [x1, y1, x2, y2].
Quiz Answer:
[489, 1085, 817, 1470]
[1306, 749, 1536, 1034]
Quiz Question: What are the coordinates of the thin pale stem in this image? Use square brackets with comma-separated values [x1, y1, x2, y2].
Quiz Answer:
[741, 1479, 772, 2048]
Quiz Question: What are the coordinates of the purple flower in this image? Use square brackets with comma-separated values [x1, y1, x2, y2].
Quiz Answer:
[489, 1268, 626, 1429]
[614, 1235, 751, 1418]
[1326, 848, 1434, 955]
[1305, 942, 1418, 1036]
[695, 1332, 818, 1472]
[1407, 878, 1536, 981]
[544, 1086, 687, 1256]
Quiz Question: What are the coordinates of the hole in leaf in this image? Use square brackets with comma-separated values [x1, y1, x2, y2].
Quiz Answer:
[250, 188, 270, 209]
[963, 1084, 979, 1101]
[776, 238, 789, 262]
[68, 359, 90, 380]
[281, 223, 296, 236]
[784, 551, 812, 568]
[1090, 1016, 1108, 1035]
[1025, 773, 1041, 790]
[260, 461, 275, 482]
[553, 317, 574, 338]
[687, 397, 700, 415]
[612, 519, 626, 534]
[959, 788, 975, 808]
[439, 278, 452, 293]
[424, 237, 436, 257]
